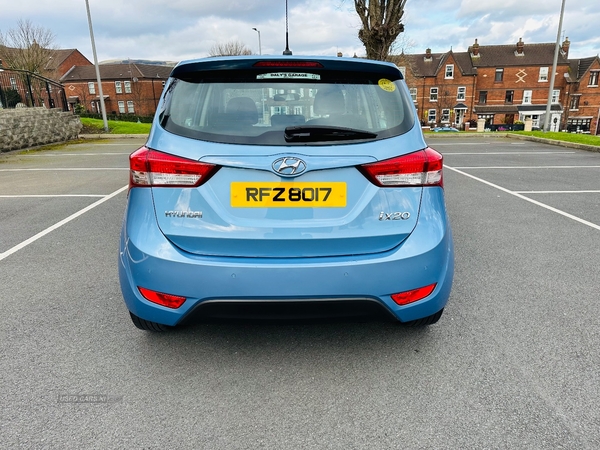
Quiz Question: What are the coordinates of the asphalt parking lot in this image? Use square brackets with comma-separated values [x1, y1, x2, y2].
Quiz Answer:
[1, 135, 599, 449]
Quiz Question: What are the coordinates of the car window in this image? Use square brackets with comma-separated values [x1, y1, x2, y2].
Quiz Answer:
[160, 71, 415, 145]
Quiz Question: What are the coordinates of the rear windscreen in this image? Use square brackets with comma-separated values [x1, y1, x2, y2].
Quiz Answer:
[159, 70, 415, 145]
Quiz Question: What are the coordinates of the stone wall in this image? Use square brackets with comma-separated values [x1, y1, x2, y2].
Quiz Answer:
[0, 107, 82, 152]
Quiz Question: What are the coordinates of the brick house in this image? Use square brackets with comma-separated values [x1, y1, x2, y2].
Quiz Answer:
[60, 63, 173, 117]
[565, 56, 600, 133]
[0, 45, 92, 80]
[393, 38, 600, 133]
[392, 49, 477, 128]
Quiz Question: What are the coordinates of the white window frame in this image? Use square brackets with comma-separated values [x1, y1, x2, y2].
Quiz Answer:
[124, 80, 132, 94]
[441, 109, 450, 123]
[127, 100, 135, 113]
[445, 64, 454, 79]
[551, 89, 560, 104]
[589, 71, 599, 87]
[427, 109, 436, 123]
[457, 87, 466, 101]
[522, 90, 532, 104]
[495, 68, 504, 82]
[430, 87, 438, 102]
[569, 95, 580, 110]
[88, 82, 96, 95]
[115, 81, 123, 94]
[118, 101, 125, 113]
[539, 67, 549, 82]
[409, 87, 417, 103]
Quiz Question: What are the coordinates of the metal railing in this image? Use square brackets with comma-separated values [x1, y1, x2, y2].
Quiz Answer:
[0, 68, 68, 111]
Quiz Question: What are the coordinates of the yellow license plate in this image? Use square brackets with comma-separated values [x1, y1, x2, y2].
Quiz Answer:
[231, 182, 346, 207]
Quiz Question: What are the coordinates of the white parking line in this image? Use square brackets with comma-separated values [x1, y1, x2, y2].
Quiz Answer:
[450, 165, 600, 169]
[442, 151, 576, 155]
[0, 195, 106, 198]
[0, 185, 128, 262]
[14, 153, 131, 156]
[445, 165, 600, 231]
[0, 168, 127, 172]
[514, 190, 600, 194]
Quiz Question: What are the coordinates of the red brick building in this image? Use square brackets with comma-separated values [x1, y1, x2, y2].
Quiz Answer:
[393, 38, 600, 134]
[60, 63, 173, 117]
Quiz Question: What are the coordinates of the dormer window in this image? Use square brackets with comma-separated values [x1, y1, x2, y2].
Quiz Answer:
[445, 64, 454, 79]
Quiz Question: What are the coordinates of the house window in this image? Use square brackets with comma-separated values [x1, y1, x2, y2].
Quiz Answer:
[505, 90, 514, 104]
[495, 68, 504, 82]
[539, 67, 549, 82]
[441, 109, 450, 122]
[88, 82, 96, 95]
[589, 71, 599, 86]
[569, 95, 580, 110]
[398, 66, 406, 78]
[118, 101, 125, 113]
[115, 81, 122, 94]
[457, 87, 466, 101]
[430, 87, 438, 102]
[9, 77, 18, 90]
[551, 89, 560, 104]
[445, 64, 454, 79]
[522, 90, 532, 104]
[479, 91, 487, 104]
[427, 109, 436, 123]
[127, 101, 135, 113]
[409, 88, 417, 103]
[124, 81, 132, 94]
[293, 106, 303, 115]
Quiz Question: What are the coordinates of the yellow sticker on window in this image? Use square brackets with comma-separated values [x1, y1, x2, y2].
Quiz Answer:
[378, 78, 396, 92]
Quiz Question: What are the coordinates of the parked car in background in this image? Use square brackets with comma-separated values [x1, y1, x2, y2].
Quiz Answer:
[119, 55, 454, 330]
[432, 126, 459, 132]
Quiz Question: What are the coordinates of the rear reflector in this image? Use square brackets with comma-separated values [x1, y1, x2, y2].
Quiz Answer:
[358, 147, 443, 188]
[391, 283, 437, 306]
[129, 147, 218, 189]
[138, 287, 186, 309]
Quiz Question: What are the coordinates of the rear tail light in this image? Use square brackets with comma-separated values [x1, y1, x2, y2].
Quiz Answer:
[358, 147, 443, 188]
[391, 283, 437, 306]
[138, 287, 186, 309]
[129, 146, 218, 189]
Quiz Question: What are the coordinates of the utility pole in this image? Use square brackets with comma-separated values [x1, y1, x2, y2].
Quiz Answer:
[85, 0, 109, 132]
[543, 0, 567, 133]
[252, 28, 262, 55]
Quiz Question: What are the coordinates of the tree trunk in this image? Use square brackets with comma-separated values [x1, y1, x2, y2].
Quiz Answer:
[354, 0, 407, 61]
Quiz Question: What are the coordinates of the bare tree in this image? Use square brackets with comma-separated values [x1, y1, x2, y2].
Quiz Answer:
[0, 19, 57, 74]
[354, 0, 407, 61]
[209, 40, 253, 57]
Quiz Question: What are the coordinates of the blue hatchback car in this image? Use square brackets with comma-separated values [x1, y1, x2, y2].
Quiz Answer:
[119, 56, 454, 330]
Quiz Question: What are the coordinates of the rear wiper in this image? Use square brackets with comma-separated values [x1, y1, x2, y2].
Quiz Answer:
[284, 125, 377, 142]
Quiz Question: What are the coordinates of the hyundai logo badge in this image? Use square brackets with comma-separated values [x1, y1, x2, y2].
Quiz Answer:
[272, 157, 307, 176]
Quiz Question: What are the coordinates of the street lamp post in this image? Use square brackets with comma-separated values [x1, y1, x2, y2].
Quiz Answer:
[84, 0, 108, 132]
[252, 28, 262, 55]
[543, 0, 567, 133]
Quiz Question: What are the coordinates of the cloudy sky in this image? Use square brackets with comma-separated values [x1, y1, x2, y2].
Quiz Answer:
[1, 0, 598, 63]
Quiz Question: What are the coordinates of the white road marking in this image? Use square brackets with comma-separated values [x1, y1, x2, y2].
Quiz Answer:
[450, 165, 600, 169]
[514, 190, 600, 194]
[445, 165, 600, 231]
[442, 151, 576, 155]
[0, 168, 127, 171]
[0, 195, 106, 198]
[0, 185, 128, 262]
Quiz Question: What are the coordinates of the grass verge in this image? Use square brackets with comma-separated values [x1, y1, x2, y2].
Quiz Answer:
[510, 131, 600, 147]
[80, 117, 151, 134]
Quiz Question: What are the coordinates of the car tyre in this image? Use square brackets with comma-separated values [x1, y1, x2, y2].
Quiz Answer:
[130, 312, 171, 331]
[402, 308, 443, 327]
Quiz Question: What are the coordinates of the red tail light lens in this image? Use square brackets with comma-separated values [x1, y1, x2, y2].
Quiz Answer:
[359, 147, 443, 188]
[391, 283, 437, 306]
[129, 147, 218, 189]
[138, 287, 186, 309]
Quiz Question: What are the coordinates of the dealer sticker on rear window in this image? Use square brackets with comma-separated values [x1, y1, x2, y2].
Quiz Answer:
[257, 73, 321, 80]
[378, 78, 396, 92]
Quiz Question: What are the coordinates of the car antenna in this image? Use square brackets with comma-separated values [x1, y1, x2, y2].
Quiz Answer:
[283, 0, 292, 55]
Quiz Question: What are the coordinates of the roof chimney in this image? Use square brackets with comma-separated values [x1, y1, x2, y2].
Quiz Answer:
[424, 48, 432, 61]
[561, 37, 570, 57]
[516, 37, 524, 55]
[471, 39, 480, 57]
[337, 52, 343, 57]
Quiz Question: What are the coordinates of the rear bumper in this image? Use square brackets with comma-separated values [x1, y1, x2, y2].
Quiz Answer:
[119, 188, 454, 326]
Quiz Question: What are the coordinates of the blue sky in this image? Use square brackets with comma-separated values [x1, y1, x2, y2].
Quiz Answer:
[0, 0, 598, 62]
